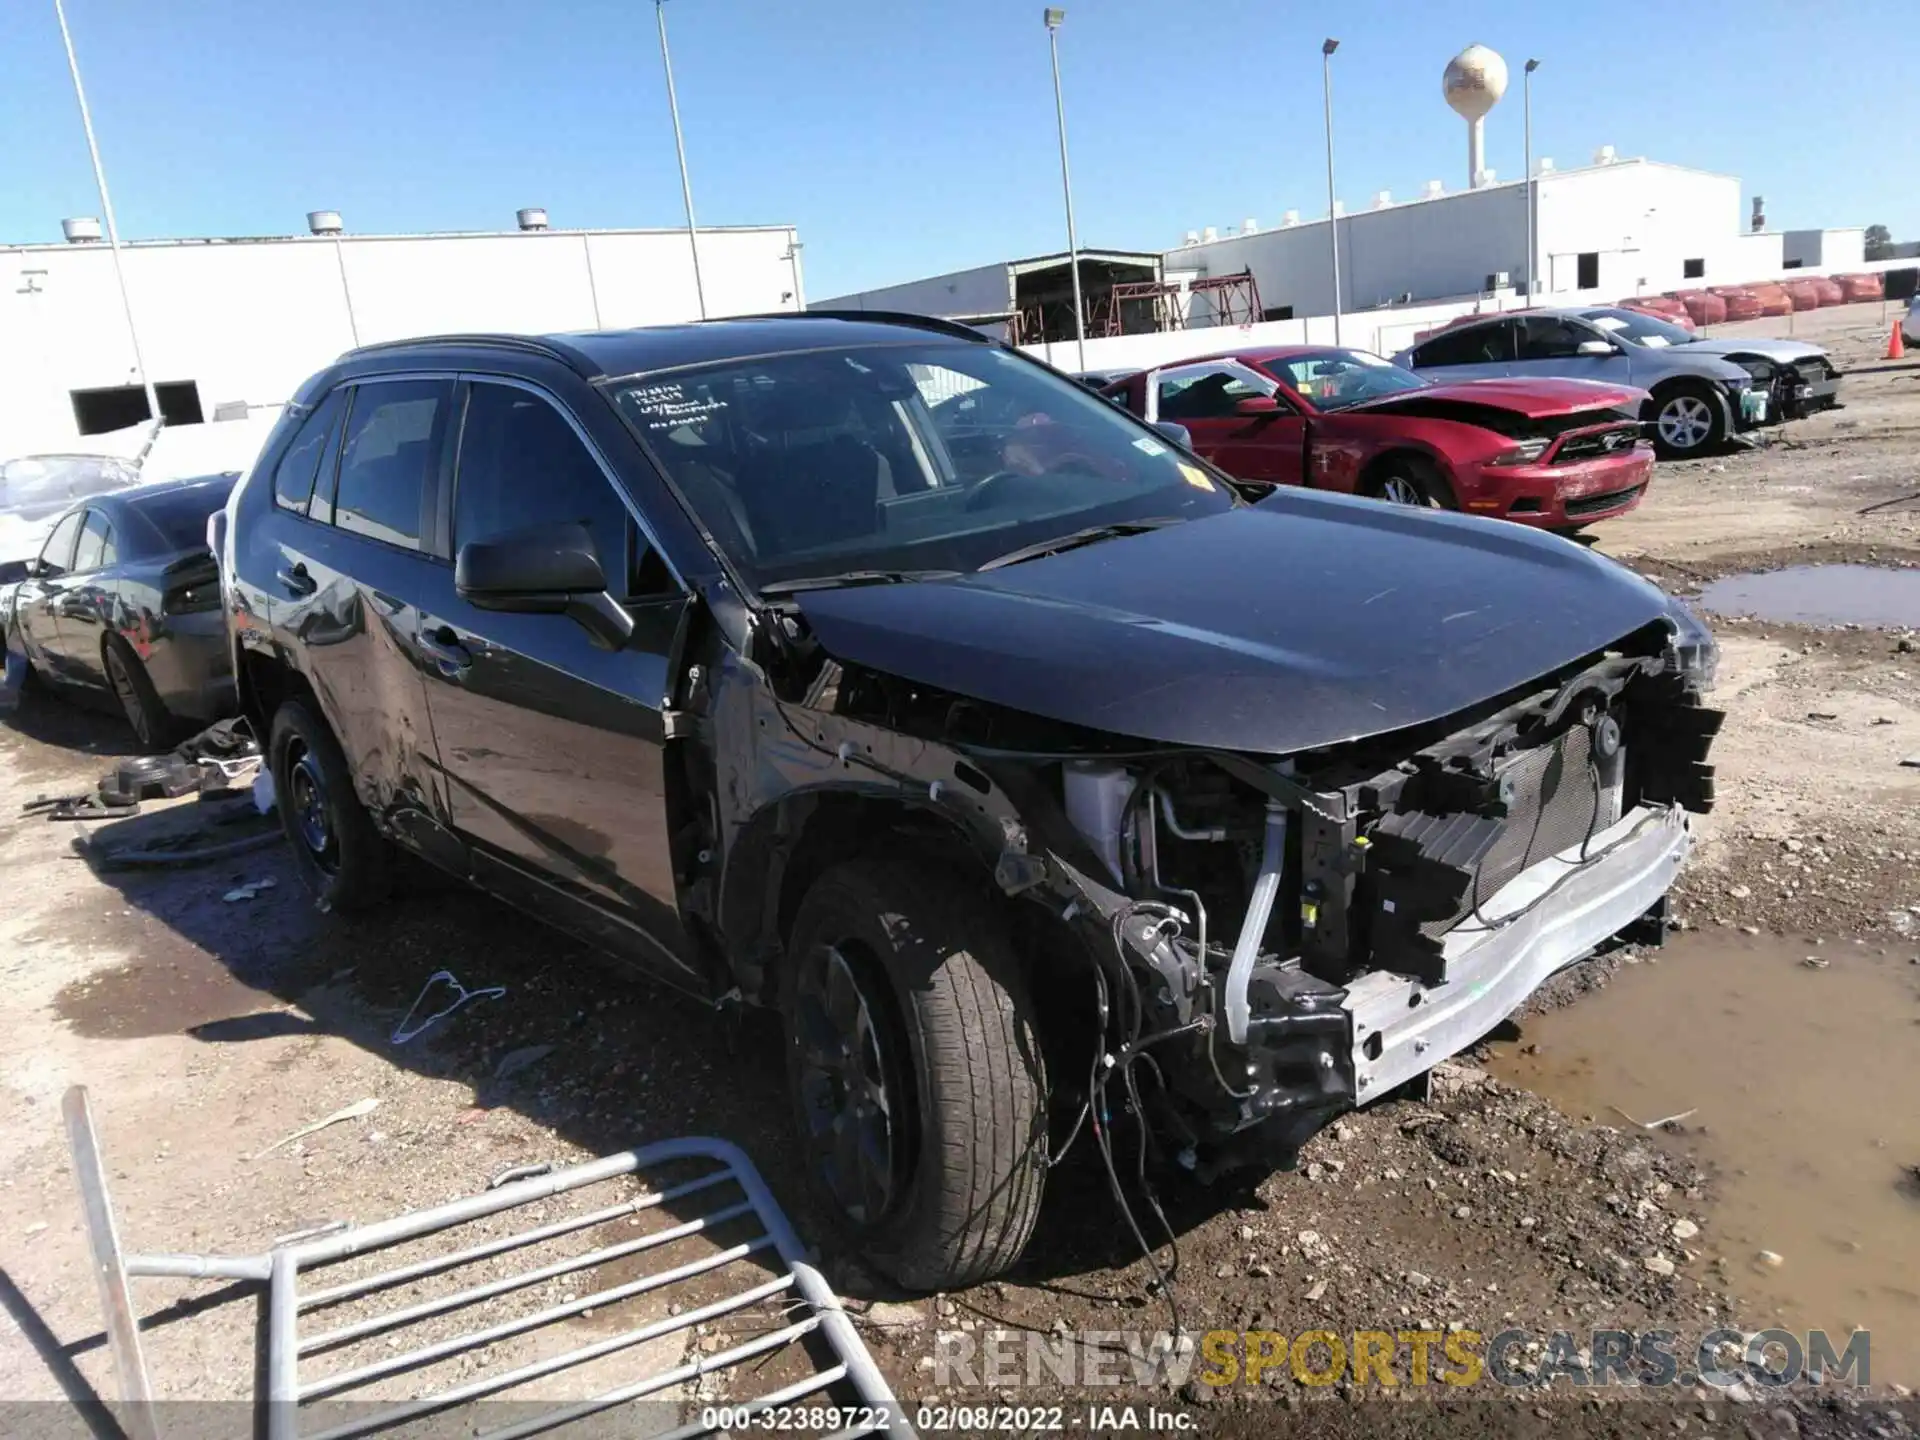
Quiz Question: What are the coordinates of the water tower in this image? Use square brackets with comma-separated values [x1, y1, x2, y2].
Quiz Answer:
[1443, 43, 1508, 188]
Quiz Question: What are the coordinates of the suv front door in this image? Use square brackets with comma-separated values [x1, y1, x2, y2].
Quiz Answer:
[416, 377, 704, 995]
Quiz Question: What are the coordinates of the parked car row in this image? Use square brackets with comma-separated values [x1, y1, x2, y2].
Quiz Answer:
[6, 313, 1724, 1294]
[1097, 346, 1653, 529]
[1394, 305, 1840, 458]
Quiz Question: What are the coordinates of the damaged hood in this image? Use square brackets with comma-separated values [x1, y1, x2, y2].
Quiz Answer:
[1671, 337, 1829, 365]
[794, 494, 1676, 755]
[1345, 377, 1643, 419]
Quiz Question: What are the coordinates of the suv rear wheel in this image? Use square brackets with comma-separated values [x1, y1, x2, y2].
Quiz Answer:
[269, 699, 392, 912]
[782, 858, 1048, 1290]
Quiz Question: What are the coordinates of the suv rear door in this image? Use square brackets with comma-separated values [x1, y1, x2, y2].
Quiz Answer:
[414, 376, 704, 995]
[264, 376, 456, 842]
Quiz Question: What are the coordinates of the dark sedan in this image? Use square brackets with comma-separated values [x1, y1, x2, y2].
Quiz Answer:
[3, 472, 239, 746]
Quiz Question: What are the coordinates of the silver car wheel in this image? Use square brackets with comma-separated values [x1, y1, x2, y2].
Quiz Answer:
[1657, 394, 1715, 451]
[1380, 475, 1428, 506]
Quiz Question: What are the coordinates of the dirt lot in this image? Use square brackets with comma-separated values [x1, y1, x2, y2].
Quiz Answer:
[3, 300, 1918, 1439]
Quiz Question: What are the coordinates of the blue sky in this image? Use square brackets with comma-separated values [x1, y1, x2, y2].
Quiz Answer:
[4, 0, 1915, 301]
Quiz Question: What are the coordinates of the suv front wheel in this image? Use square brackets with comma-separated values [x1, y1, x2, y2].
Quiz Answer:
[782, 858, 1048, 1291]
[269, 698, 392, 912]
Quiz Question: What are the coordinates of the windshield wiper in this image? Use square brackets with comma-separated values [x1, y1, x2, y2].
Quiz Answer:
[757, 568, 963, 597]
[975, 517, 1184, 572]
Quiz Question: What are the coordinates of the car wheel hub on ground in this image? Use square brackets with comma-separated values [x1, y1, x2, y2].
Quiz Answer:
[793, 943, 896, 1227]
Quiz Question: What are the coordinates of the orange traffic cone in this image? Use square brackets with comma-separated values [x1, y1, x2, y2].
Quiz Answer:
[1889, 320, 1907, 361]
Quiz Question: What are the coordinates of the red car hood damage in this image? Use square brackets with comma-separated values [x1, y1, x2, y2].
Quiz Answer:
[1346, 377, 1644, 420]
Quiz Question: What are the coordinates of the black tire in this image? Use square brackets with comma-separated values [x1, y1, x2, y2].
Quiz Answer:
[268, 698, 392, 912]
[1648, 380, 1728, 459]
[1364, 454, 1452, 510]
[782, 857, 1047, 1291]
[102, 633, 174, 750]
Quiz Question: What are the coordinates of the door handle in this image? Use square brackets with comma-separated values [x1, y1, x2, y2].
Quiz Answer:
[419, 626, 473, 675]
[276, 563, 316, 597]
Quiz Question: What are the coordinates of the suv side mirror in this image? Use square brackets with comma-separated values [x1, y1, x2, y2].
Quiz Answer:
[1152, 421, 1193, 449]
[455, 521, 636, 651]
[1234, 395, 1282, 416]
[0, 559, 30, 586]
[1575, 339, 1616, 357]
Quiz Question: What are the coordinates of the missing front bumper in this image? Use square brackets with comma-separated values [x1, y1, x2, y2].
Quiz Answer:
[1343, 803, 1690, 1102]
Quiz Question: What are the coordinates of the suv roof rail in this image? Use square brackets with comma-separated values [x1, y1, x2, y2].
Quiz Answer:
[741, 310, 994, 345]
[344, 333, 583, 364]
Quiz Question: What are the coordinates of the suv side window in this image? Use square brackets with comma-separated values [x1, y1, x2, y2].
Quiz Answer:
[1412, 321, 1513, 368]
[332, 380, 453, 550]
[37, 512, 85, 578]
[1518, 316, 1599, 360]
[1157, 364, 1272, 420]
[73, 510, 114, 572]
[454, 382, 672, 599]
[274, 389, 348, 516]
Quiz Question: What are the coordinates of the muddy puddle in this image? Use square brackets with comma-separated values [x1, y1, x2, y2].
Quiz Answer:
[1486, 932, 1920, 1382]
[53, 956, 308, 1039]
[1698, 564, 1920, 629]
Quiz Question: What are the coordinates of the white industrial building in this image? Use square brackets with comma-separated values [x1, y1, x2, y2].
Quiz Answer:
[1165, 154, 1865, 319]
[0, 213, 804, 457]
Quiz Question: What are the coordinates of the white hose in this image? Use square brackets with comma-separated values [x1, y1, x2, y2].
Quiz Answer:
[1224, 801, 1286, 1045]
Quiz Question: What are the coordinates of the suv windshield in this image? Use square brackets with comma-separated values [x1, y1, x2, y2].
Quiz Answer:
[609, 341, 1235, 590]
[1582, 308, 1696, 348]
[0, 455, 141, 521]
[1262, 349, 1429, 410]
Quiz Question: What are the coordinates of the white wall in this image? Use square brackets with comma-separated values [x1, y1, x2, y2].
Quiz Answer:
[0, 225, 800, 457]
[812, 262, 1013, 319]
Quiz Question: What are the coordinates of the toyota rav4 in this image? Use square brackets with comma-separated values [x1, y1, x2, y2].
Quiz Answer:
[222, 314, 1721, 1290]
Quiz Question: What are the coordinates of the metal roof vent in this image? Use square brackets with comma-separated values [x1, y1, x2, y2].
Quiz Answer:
[1242, 217, 1258, 234]
[307, 210, 344, 235]
[517, 207, 550, 232]
[1331, 200, 1346, 217]
[1424, 180, 1444, 198]
[61, 217, 102, 243]
[1182, 230, 1200, 247]
[1535, 157, 1554, 174]
[1373, 190, 1393, 209]
[1201, 225, 1219, 243]
[1282, 209, 1300, 227]
[1593, 144, 1617, 165]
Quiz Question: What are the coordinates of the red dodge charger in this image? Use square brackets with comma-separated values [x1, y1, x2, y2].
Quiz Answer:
[1102, 346, 1654, 530]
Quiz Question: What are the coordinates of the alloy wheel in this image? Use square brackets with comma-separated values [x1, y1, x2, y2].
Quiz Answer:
[104, 646, 152, 746]
[1380, 474, 1428, 506]
[1657, 395, 1715, 451]
[792, 942, 899, 1227]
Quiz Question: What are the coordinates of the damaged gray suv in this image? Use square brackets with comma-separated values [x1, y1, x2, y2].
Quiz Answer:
[223, 314, 1721, 1290]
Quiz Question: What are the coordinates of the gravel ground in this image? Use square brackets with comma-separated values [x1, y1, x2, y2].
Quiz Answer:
[2, 301, 1917, 1439]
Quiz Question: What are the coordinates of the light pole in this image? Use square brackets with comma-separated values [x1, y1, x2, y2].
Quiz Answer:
[1044, 8, 1086, 371]
[1321, 38, 1342, 345]
[655, 0, 708, 320]
[53, 0, 159, 426]
[1524, 58, 1540, 299]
